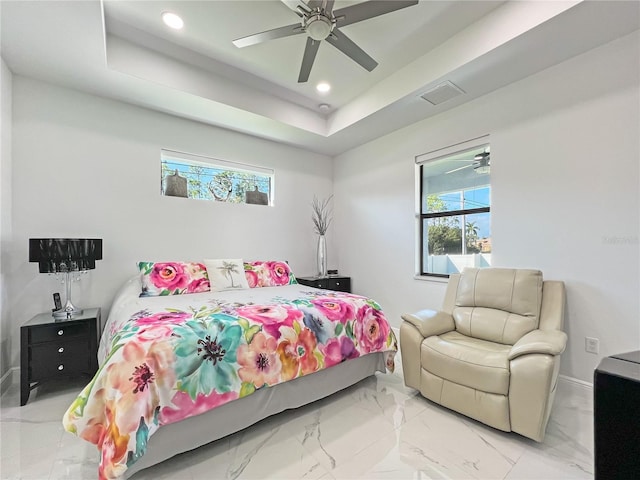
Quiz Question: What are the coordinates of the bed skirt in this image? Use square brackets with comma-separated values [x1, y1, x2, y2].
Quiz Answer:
[123, 352, 386, 478]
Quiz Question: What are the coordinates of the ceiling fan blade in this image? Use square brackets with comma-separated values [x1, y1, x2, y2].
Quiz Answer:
[334, 0, 418, 28]
[233, 23, 304, 48]
[298, 37, 321, 83]
[280, 0, 303, 11]
[326, 29, 377, 72]
[446, 164, 474, 175]
[324, 0, 335, 12]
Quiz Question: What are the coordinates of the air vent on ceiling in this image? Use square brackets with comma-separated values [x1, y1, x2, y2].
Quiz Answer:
[420, 81, 465, 106]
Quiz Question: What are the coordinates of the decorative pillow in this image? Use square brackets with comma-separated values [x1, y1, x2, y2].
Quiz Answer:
[204, 258, 251, 291]
[244, 260, 298, 288]
[138, 261, 210, 297]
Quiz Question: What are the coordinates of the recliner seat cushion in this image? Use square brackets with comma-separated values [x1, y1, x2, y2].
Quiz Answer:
[421, 331, 511, 395]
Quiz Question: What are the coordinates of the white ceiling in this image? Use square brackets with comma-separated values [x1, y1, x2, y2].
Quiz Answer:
[2, 1, 639, 155]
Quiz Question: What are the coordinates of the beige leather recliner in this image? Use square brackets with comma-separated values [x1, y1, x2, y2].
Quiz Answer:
[400, 268, 567, 442]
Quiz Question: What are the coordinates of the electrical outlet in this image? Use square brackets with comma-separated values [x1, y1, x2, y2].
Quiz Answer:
[585, 337, 600, 354]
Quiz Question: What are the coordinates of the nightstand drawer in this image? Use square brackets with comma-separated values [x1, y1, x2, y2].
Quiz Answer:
[297, 276, 351, 293]
[328, 278, 350, 291]
[30, 342, 89, 379]
[30, 322, 88, 344]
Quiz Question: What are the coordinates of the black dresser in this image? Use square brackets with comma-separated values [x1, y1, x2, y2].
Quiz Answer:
[594, 350, 640, 479]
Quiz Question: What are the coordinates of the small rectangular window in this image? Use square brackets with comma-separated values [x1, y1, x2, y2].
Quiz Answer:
[161, 149, 274, 206]
[416, 139, 491, 277]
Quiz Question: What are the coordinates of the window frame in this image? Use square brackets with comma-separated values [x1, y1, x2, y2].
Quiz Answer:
[161, 148, 275, 206]
[415, 136, 491, 278]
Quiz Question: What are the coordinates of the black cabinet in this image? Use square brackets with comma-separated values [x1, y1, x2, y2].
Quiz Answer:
[594, 351, 640, 479]
[20, 308, 100, 405]
[297, 276, 351, 293]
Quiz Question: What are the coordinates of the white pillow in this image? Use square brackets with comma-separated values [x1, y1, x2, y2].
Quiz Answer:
[204, 258, 250, 291]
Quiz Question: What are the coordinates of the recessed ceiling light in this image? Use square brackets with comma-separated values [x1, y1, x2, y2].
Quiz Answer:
[162, 11, 184, 30]
[316, 82, 331, 93]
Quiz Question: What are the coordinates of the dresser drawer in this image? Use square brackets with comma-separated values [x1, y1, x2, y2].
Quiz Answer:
[30, 322, 88, 344]
[30, 342, 89, 379]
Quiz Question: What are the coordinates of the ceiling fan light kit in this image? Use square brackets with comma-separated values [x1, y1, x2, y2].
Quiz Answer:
[232, 0, 419, 83]
[305, 12, 335, 41]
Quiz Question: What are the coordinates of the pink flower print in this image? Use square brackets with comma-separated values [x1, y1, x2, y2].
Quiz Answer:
[104, 340, 175, 434]
[149, 263, 188, 291]
[320, 336, 359, 368]
[277, 326, 320, 380]
[245, 270, 259, 288]
[186, 262, 207, 278]
[134, 311, 190, 327]
[311, 298, 355, 323]
[236, 304, 303, 339]
[135, 324, 176, 343]
[266, 261, 290, 286]
[297, 329, 319, 374]
[237, 332, 282, 388]
[354, 305, 390, 353]
[187, 277, 210, 293]
[276, 329, 300, 381]
[160, 389, 239, 425]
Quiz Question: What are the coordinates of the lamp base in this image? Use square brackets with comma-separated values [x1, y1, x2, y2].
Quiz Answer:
[51, 271, 84, 319]
[52, 308, 83, 319]
[52, 298, 83, 319]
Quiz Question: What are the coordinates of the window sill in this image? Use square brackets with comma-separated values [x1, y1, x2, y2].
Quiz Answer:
[413, 275, 449, 284]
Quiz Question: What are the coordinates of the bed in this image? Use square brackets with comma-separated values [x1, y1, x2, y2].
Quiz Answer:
[62, 260, 397, 480]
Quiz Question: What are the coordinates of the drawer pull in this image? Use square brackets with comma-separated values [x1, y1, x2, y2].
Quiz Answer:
[58, 365, 64, 371]
[335, 282, 340, 286]
[58, 347, 64, 353]
[57, 330, 64, 336]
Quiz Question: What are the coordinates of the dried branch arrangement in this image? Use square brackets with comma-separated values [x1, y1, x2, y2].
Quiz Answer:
[311, 195, 333, 235]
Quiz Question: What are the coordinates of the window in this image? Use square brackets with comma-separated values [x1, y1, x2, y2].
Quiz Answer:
[161, 149, 274, 206]
[416, 139, 491, 276]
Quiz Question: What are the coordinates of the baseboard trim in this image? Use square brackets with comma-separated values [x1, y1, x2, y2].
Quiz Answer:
[0, 367, 18, 396]
[558, 374, 593, 393]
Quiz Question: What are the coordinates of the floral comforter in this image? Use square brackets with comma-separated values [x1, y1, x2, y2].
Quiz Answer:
[63, 280, 397, 479]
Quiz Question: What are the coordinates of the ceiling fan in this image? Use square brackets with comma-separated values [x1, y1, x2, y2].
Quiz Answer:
[232, 0, 419, 83]
[446, 151, 491, 175]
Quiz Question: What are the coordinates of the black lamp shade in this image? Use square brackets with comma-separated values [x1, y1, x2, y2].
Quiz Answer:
[29, 238, 103, 273]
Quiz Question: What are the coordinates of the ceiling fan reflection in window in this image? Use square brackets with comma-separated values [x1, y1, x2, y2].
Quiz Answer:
[446, 149, 491, 175]
[232, 0, 419, 83]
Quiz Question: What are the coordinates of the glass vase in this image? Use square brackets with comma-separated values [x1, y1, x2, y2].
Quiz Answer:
[317, 234, 327, 278]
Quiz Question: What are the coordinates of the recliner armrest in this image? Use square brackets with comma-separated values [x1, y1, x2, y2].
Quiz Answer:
[401, 309, 455, 338]
[508, 330, 567, 360]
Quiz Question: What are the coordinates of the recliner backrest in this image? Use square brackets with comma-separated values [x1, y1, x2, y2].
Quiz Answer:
[451, 268, 543, 345]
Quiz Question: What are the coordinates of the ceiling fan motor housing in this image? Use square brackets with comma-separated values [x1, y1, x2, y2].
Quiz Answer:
[304, 11, 335, 41]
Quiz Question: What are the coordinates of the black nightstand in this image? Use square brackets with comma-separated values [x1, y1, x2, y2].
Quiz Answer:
[297, 276, 351, 293]
[20, 308, 100, 406]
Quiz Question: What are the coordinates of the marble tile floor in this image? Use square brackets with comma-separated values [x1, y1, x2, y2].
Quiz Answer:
[0, 359, 594, 480]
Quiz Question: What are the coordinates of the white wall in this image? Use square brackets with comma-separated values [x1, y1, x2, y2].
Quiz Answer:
[334, 32, 640, 383]
[7, 77, 333, 370]
[0, 57, 13, 384]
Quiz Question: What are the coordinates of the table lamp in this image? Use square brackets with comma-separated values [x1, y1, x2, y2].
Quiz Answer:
[29, 238, 102, 318]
